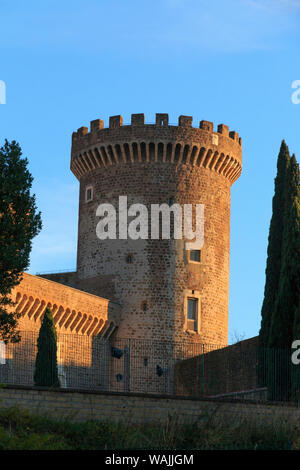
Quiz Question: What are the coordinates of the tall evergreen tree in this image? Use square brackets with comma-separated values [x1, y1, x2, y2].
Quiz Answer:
[289, 195, 300, 401]
[269, 156, 300, 348]
[259, 141, 291, 348]
[34, 308, 60, 388]
[0, 139, 42, 343]
[267, 157, 300, 400]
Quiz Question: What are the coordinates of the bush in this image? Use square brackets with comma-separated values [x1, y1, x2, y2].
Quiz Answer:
[0, 405, 295, 450]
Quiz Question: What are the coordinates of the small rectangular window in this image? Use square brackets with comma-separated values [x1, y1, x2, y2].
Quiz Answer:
[190, 250, 201, 262]
[85, 185, 93, 202]
[187, 298, 198, 332]
[187, 298, 198, 320]
[185, 293, 200, 333]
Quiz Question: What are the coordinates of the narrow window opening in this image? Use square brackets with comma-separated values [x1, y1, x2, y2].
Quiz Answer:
[126, 254, 133, 264]
[85, 186, 93, 203]
[187, 298, 197, 320]
[187, 298, 198, 332]
[190, 250, 201, 262]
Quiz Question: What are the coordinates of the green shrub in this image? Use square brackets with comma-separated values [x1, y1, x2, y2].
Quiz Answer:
[0, 405, 295, 450]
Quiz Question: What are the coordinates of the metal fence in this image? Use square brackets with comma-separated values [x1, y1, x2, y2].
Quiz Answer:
[0, 331, 297, 402]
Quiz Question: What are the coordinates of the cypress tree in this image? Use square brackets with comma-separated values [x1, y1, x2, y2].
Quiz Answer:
[267, 157, 300, 400]
[34, 308, 60, 387]
[290, 192, 300, 401]
[259, 141, 291, 348]
[269, 156, 300, 348]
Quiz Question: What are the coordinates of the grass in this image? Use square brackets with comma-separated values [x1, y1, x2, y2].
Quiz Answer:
[0, 405, 298, 450]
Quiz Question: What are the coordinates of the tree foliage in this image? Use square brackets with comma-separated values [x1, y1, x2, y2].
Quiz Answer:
[259, 143, 300, 400]
[269, 157, 300, 348]
[259, 141, 291, 348]
[34, 308, 60, 388]
[0, 139, 42, 343]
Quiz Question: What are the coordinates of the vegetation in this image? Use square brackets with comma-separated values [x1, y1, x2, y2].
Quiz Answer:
[260, 145, 300, 350]
[258, 143, 300, 399]
[259, 140, 291, 349]
[269, 154, 300, 349]
[0, 406, 295, 450]
[0, 139, 42, 344]
[34, 308, 60, 388]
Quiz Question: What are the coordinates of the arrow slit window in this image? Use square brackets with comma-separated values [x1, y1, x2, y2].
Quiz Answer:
[184, 292, 201, 334]
[85, 185, 93, 203]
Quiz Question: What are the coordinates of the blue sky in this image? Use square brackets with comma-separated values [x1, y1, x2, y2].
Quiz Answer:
[0, 0, 300, 341]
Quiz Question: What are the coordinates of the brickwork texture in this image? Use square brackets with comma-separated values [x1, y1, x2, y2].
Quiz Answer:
[0, 386, 298, 426]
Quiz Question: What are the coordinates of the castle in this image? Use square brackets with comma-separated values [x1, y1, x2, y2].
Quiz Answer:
[4, 113, 242, 391]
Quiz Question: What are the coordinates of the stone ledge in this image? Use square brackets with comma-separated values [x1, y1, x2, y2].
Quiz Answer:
[1, 384, 300, 408]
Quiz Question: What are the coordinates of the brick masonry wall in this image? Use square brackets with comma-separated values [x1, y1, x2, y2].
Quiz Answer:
[3, 274, 122, 391]
[76, 164, 232, 345]
[175, 336, 259, 396]
[0, 385, 299, 426]
[71, 114, 243, 346]
[10, 273, 121, 336]
[39, 272, 115, 300]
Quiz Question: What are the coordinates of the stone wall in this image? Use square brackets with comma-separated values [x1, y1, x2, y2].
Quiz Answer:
[2, 274, 121, 391]
[175, 336, 259, 397]
[11, 273, 120, 336]
[70, 113, 243, 345]
[39, 272, 114, 299]
[0, 385, 299, 426]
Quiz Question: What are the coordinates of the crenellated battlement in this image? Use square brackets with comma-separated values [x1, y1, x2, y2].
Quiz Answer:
[71, 113, 242, 184]
[72, 113, 242, 143]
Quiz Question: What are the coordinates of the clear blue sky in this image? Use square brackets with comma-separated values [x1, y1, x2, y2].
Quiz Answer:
[1, 0, 300, 341]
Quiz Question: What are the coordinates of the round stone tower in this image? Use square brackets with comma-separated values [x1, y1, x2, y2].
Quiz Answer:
[70, 113, 242, 346]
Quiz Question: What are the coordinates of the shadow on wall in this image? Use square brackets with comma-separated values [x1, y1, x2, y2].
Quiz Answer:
[175, 337, 260, 397]
[0, 333, 179, 395]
